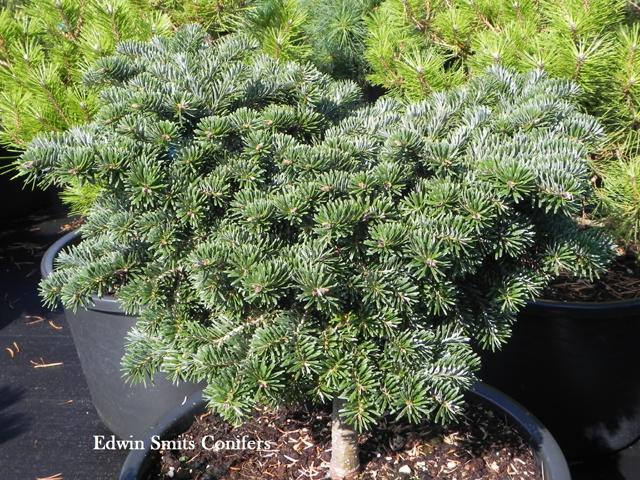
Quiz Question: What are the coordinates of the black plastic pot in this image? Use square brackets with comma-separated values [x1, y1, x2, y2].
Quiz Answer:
[41, 230, 205, 440]
[478, 298, 640, 462]
[0, 170, 57, 221]
[119, 383, 571, 480]
[0, 145, 65, 221]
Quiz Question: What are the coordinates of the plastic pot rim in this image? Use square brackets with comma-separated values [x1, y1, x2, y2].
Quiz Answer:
[523, 294, 640, 319]
[41, 229, 126, 314]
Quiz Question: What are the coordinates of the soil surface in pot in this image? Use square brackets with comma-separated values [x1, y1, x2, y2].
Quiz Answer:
[152, 401, 541, 480]
[540, 247, 640, 302]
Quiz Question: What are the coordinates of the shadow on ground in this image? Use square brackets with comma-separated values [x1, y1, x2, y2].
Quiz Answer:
[0, 385, 30, 445]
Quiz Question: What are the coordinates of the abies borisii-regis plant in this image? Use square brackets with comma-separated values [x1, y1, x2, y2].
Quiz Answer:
[14, 25, 612, 480]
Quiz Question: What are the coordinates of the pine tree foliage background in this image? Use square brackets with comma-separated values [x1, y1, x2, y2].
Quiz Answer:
[148, 0, 255, 36]
[364, 0, 639, 142]
[0, 0, 173, 149]
[233, 0, 380, 86]
[15, 25, 613, 431]
[594, 130, 640, 243]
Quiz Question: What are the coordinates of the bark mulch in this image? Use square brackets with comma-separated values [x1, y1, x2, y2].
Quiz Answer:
[153, 401, 541, 480]
[541, 247, 640, 302]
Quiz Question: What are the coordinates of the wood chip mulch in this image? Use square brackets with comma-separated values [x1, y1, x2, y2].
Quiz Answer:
[152, 401, 541, 480]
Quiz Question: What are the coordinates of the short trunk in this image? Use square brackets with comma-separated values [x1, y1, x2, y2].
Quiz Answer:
[329, 397, 360, 480]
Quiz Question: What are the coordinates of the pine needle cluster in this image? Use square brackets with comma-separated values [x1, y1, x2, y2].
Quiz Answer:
[0, 0, 173, 149]
[233, 0, 380, 86]
[365, 0, 639, 140]
[15, 25, 613, 431]
[594, 131, 640, 244]
[147, 0, 255, 35]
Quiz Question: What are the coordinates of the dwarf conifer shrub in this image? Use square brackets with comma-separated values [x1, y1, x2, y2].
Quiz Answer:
[15, 25, 612, 479]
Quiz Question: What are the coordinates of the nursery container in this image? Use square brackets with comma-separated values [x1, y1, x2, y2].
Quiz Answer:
[41, 230, 206, 440]
[479, 298, 640, 461]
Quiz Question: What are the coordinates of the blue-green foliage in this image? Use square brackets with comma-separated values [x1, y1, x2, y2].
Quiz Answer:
[15, 25, 613, 431]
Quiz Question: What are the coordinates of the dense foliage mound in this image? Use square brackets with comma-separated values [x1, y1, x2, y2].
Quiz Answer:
[14, 23, 611, 479]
